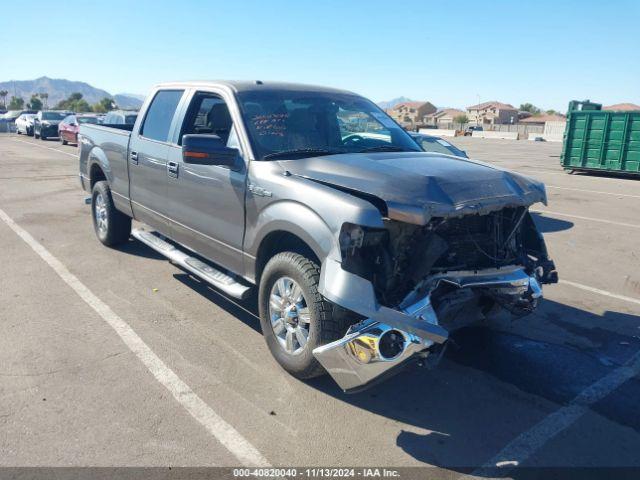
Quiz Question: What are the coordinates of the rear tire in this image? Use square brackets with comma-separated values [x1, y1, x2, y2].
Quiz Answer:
[258, 252, 348, 379]
[91, 181, 131, 246]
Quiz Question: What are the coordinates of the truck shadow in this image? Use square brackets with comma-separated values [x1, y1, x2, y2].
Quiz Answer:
[530, 213, 573, 233]
[118, 238, 167, 260]
[173, 272, 262, 334]
[306, 300, 640, 475]
[167, 262, 639, 474]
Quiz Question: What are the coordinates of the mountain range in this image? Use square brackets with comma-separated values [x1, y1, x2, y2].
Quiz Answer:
[2, 79, 436, 112]
[0, 77, 144, 109]
[376, 96, 415, 110]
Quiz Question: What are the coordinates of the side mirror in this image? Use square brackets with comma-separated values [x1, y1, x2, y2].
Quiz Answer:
[182, 134, 238, 167]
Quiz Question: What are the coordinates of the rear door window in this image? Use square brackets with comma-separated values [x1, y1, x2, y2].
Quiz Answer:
[140, 90, 184, 142]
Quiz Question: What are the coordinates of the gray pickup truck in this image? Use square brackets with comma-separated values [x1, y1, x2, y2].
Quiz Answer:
[78, 81, 557, 392]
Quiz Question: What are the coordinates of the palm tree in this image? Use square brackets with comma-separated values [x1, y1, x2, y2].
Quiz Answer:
[39, 92, 49, 109]
[0, 90, 8, 109]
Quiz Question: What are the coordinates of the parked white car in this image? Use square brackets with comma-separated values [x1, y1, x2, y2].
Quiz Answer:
[15, 113, 37, 136]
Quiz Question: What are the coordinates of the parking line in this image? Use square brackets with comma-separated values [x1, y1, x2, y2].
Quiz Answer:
[463, 349, 640, 478]
[12, 138, 79, 158]
[559, 279, 640, 306]
[531, 209, 640, 229]
[0, 206, 269, 467]
[547, 185, 640, 199]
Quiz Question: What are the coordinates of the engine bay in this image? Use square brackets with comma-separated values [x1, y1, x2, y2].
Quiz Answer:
[339, 208, 557, 330]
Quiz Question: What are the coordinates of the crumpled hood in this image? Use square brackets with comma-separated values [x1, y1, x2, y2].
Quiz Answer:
[279, 152, 547, 225]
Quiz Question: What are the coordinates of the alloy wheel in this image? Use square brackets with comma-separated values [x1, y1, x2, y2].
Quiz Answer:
[268, 276, 311, 355]
[94, 193, 108, 235]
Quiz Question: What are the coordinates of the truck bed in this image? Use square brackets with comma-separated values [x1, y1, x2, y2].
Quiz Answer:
[78, 123, 133, 216]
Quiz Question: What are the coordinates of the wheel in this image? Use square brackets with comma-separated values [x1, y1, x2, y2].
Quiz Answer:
[91, 181, 132, 246]
[258, 252, 347, 379]
[41, 132, 47, 140]
[60, 134, 67, 145]
[16, 128, 21, 135]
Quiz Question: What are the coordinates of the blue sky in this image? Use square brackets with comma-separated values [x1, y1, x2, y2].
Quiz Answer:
[1, 0, 638, 110]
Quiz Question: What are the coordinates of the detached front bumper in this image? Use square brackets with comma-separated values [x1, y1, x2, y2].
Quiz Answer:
[314, 259, 543, 392]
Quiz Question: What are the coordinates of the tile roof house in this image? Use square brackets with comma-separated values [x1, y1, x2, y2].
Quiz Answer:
[424, 108, 467, 126]
[603, 103, 640, 111]
[466, 101, 518, 125]
[386, 101, 437, 128]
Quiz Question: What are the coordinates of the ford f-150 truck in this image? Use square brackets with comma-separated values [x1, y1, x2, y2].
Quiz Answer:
[78, 81, 557, 392]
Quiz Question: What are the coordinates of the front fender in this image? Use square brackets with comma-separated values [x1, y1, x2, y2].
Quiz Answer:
[244, 164, 386, 281]
[244, 200, 337, 280]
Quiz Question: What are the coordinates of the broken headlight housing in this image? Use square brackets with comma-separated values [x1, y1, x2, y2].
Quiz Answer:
[339, 222, 389, 281]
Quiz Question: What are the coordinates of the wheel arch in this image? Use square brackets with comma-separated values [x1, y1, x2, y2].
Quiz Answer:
[254, 230, 322, 284]
[87, 148, 111, 188]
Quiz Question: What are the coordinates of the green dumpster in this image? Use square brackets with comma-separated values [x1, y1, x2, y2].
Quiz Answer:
[561, 100, 640, 175]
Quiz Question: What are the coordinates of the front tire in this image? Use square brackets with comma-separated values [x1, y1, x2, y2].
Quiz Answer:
[60, 134, 67, 145]
[258, 252, 346, 379]
[91, 181, 131, 246]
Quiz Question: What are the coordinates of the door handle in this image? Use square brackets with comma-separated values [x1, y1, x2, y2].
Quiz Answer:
[130, 151, 138, 165]
[167, 161, 179, 178]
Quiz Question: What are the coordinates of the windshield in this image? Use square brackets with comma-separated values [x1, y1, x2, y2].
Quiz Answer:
[236, 90, 420, 160]
[78, 116, 98, 124]
[43, 112, 67, 120]
[416, 135, 467, 157]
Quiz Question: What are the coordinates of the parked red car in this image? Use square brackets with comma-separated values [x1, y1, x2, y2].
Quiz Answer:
[58, 114, 100, 145]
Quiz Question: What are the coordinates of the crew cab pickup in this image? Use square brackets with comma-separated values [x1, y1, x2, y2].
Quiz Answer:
[79, 81, 557, 392]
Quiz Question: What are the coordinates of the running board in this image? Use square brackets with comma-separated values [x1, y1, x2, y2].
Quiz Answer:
[131, 229, 252, 299]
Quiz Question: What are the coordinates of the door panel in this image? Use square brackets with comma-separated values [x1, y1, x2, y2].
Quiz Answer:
[128, 89, 185, 234]
[166, 92, 247, 274]
[128, 137, 171, 232]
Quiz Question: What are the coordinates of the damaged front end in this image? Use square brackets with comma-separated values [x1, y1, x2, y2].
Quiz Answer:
[314, 208, 558, 392]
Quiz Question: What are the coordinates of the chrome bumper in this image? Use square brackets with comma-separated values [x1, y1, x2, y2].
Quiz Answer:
[315, 262, 543, 392]
[312, 295, 439, 393]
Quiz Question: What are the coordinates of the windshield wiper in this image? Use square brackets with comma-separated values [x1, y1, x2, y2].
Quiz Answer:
[358, 145, 415, 153]
[262, 148, 344, 160]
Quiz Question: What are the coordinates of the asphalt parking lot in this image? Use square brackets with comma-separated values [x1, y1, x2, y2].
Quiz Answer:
[0, 133, 639, 476]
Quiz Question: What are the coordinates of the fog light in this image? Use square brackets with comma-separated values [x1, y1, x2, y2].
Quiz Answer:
[378, 330, 405, 360]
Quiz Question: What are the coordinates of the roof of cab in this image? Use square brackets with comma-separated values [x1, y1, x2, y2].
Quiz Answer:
[152, 80, 357, 96]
